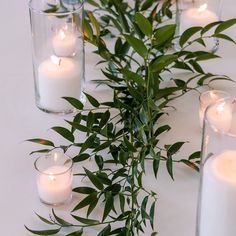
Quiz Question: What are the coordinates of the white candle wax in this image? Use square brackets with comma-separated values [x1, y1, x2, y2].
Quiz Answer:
[199, 91, 230, 129]
[52, 28, 77, 57]
[206, 101, 232, 133]
[38, 56, 81, 111]
[180, 4, 218, 32]
[199, 150, 236, 236]
[37, 165, 72, 205]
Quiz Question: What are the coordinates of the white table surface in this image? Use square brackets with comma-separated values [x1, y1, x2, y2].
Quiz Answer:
[1, 1, 236, 235]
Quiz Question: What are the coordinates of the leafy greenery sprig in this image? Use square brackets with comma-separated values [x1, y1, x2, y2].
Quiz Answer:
[27, 0, 236, 235]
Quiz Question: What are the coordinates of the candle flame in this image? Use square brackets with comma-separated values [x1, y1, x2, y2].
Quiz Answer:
[198, 3, 208, 13]
[216, 102, 225, 114]
[51, 55, 61, 66]
[210, 91, 217, 100]
[59, 29, 66, 40]
[49, 173, 56, 181]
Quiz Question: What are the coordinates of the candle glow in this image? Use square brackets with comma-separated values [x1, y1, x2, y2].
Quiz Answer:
[198, 3, 208, 13]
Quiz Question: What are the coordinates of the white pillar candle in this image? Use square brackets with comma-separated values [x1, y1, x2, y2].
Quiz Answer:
[199, 90, 230, 129]
[180, 4, 218, 32]
[199, 150, 236, 236]
[37, 165, 72, 205]
[38, 55, 81, 111]
[52, 26, 77, 57]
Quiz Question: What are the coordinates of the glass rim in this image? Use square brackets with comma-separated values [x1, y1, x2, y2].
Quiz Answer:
[199, 90, 230, 106]
[28, 0, 84, 16]
[204, 97, 236, 136]
[34, 153, 73, 176]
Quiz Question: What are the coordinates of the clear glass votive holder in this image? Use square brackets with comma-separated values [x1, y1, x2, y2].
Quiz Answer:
[29, 0, 85, 114]
[196, 97, 236, 236]
[199, 90, 230, 128]
[175, 0, 222, 52]
[34, 152, 73, 206]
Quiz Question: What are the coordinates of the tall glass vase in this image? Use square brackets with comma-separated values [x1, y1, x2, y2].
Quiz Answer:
[29, 0, 85, 114]
[175, 0, 222, 52]
[196, 97, 236, 236]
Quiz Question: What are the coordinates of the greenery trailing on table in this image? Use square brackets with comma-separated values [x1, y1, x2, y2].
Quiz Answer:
[26, 0, 236, 235]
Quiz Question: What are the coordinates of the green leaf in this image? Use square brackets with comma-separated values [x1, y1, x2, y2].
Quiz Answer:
[73, 153, 90, 162]
[80, 134, 96, 153]
[84, 19, 93, 41]
[88, 11, 100, 37]
[73, 186, 97, 194]
[135, 13, 152, 37]
[84, 92, 100, 107]
[30, 149, 51, 155]
[63, 97, 84, 110]
[179, 26, 202, 47]
[52, 209, 72, 226]
[189, 151, 201, 160]
[66, 229, 83, 236]
[124, 136, 137, 152]
[119, 193, 125, 213]
[84, 168, 104, 190]
[215, 18, 236, 34]
[27, 139, 54, 147]
[166, 155, 174, 180]
[51, 127, 74, 143]
[24, 226, 60, 235]
[99, 110, 111, 128]
[34, 213, 54, 225]
[155, 125, 171, 136]
[67, 121, 90, 133]
[141, 196, 149, 226]
[86, 0, 99, 7]
[87, 196, 99, 217]
[149, 201, 156, 229]
[153, 156, 160, 178]
[98, 224, 111, 236]
[71, 214, 99, 225]
[95, 155, 104, 170]
[102, 193, 113, 221]
[167, 142, 185, 156]
[153, 24, 176, 47]
[189, 60, 204, 74]
[213, 33, 236, 44]
[201, 21, 221, 35]
[72, 193, 98, 212]
[141, 0, 154, 11]
[124, 34, 148, 58]
[151, 55, 178, 73]
[180, 159, 200, 172]
[121, 68, 145, 86]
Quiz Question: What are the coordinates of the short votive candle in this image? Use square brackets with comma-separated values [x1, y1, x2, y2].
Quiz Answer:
[34, 152, 73, 206]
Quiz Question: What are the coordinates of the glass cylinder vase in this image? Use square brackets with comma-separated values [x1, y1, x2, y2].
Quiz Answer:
[29, 0, 85, 114]
[175, 0, 222, 52]
[196, 97, 236, 236]
[34, 152, 73, 206]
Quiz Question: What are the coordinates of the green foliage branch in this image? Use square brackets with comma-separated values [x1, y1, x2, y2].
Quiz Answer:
[26, 0, 236, 235]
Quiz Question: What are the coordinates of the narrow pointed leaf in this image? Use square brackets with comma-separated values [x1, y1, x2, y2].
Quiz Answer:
[124, 34, 148, 58]
[84, 92, 100, 107]
[51, 127, 75, 143]
[27, 139, 54, 147]
[84, 168, 104, 190]
[63, 97, 84, 110]
[25, 226, 60, 235]
[71, 215, 99, 225]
